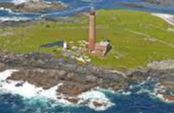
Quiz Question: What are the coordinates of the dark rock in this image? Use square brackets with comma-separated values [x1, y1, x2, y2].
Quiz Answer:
[8, 69, 63, 89]
[127, 70, 149, 82]
[15, 81, 24, 87]
[57, 82, 95, 96]
[93, 101, 107, 107]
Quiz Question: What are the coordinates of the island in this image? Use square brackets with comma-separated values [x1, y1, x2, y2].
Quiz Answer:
[0, 9, 174, 110]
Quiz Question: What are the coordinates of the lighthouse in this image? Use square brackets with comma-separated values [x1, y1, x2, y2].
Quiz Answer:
[88, 9, 96, 51]
[87, 8, 112, 56]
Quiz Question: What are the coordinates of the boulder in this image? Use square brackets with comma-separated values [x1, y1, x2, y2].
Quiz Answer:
[57, 82, 95, 96]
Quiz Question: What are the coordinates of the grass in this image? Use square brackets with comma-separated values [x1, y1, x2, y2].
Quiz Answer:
[0, 10, 174, 70]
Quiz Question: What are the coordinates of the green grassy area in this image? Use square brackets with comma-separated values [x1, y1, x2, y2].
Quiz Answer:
[0, 10, 174, 70]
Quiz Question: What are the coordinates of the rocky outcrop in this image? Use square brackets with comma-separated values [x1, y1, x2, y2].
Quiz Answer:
[0, 52, 125, 97]
[0, 52, 126, 109]
[8, 67, 125, 96]
[0, 1, 67, 13]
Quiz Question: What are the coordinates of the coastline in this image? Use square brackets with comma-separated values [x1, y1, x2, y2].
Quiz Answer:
[0, 52, 174, 111]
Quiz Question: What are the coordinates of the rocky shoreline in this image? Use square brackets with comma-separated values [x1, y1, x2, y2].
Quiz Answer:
[0, 52, 127, 95]
[0, 52, 174, 108]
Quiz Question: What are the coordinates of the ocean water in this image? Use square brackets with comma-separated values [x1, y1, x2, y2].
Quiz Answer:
[0, 0, 174, 21]
[0, 93, 173, 113]
[0, 88, 174, 113]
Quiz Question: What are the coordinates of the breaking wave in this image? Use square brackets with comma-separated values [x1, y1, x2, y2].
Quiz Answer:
[0, 16, 30, 22]
[12, 0, 29, 5]
[0, 6, 39, 22]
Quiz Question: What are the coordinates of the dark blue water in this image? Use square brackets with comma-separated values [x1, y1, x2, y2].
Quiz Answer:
[0, 92, 174, 113]
[0, 79, 174, 113]
[1, 0, 174, 21]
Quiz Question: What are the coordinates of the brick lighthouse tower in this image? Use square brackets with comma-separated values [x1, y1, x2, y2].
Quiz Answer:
[88, 8, 96, 51]
[87, 6, 112, 56]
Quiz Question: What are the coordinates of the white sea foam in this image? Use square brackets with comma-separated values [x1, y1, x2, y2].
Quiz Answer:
[121, 91, 132, 95]
[12, 0, 29, 5]
[153, 85, 174, 103]
[0, 7, 27, 16]
[0, 16, 30, 22]
[78, 90, 114, 111]
[0, 7, 13, 13]
[1, 81, 41, 98]
[0, 69, 18, 81]
[0, 70, 65, 100]
[0, 79, 61, 100]
[152, 92, 174, 103]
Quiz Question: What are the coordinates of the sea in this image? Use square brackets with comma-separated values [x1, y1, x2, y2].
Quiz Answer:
[0, 0, 174, 113]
